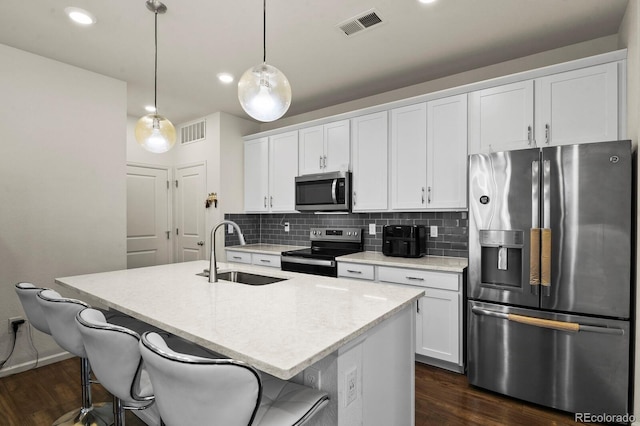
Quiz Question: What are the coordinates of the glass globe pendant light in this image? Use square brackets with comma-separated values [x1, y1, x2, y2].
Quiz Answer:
[134, 0, 176, 153]
[238, 0, 292, 122]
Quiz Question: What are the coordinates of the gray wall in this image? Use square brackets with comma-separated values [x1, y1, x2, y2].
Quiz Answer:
[225, 212, 468, 258]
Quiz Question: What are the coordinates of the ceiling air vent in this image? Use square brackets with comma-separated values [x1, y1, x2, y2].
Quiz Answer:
[180, 119, 206, 144]
[337, 9, 383, 36]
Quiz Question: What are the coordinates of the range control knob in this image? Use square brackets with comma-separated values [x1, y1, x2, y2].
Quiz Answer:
[354, 232, 358, 236]
[347, 232, 352, 236]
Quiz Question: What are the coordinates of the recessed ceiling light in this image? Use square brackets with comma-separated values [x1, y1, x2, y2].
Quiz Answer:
[217, 73, 234, 84]
[418, 0, 437, 3]
[65, 7, 97, 25]
[144, 105, 156, 113]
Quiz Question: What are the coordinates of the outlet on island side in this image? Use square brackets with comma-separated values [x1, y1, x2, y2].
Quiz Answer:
[346, 367, 357, 406]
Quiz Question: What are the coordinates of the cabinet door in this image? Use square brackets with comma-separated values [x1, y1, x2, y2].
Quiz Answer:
[468, 80, 534, 154]
[244, 138, 269, 212]
[427, 94, 468, 209]
[351, 111, 388, 211]
[390, 103, 427, 210]
[269, 131, 298, 212]
[535, 62, 618, 147]
[323, 119, 350, 172]
[416, 289, 460, 364]
[298, 125, 325, 175]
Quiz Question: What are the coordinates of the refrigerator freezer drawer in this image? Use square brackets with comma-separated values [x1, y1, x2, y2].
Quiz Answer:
[467, 300, 630, 415]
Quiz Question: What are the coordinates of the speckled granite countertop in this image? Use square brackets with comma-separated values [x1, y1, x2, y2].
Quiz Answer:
[56, 260, 423, 380]
[337, 251, 468, 273]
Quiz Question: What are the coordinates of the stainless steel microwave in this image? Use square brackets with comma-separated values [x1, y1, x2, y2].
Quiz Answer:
[295, 171, 351, 212]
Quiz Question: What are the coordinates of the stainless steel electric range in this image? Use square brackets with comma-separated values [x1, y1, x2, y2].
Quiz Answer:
[281, 228, 364, 277]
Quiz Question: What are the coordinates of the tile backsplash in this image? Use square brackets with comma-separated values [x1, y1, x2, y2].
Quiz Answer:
[225, 211, 468, 258]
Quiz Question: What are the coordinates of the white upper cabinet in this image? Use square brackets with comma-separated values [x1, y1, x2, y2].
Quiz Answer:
[390, 95, 467, 211]
[244, 131, 298, 213]
[244, 137, 269, 212]
[390, 103, 427, 210]
[469, 62, 619, 154]
[351, 111, 388, 211]
[468, 80, 534, 154]
[535, 62, 618, 147]
[427, 94, 468, 209]
[298, 120, 350, 175]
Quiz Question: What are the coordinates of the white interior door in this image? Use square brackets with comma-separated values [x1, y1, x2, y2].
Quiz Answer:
[126, 165, 171, 268]
[175, 163, 206, 262]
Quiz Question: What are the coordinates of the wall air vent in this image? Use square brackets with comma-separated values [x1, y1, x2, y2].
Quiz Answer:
[180, 119, 206, 144]
[337, 9, 384, 36]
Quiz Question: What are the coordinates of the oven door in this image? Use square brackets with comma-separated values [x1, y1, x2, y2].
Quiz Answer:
[281, 255, 337, 277]
[295, 171, 350, 212]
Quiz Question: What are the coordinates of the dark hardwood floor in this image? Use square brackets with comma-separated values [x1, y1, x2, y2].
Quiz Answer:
[0, 358, 599, 426]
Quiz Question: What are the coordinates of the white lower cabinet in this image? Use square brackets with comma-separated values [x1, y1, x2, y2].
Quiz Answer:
[339, 262, 464, 371]
[416, 288, 460, 363]
[226, 251, 281, 268]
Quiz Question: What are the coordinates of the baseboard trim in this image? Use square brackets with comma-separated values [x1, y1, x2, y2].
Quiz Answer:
[0, 351, 73, 378]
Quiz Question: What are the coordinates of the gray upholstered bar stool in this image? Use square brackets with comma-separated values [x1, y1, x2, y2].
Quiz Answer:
[139, 332, 329, 426]
[14, 282, 51, 335]
[76, 308, 161, 426]
[36, 289, 112, 426]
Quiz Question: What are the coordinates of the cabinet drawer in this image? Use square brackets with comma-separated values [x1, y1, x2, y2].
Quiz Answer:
[337, 263, 375, 280]
[225, 251, 252, 264]
[252, 253, 281, 268]
[378, 266, 458, 291]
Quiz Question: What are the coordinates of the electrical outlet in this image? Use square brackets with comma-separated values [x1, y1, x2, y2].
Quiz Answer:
[284, 222, 290, 233]
[227, 224, 234, 234]
[345, 367, 357, 406]
[304, 367, 321, 390]
[368, 223, 376, 236]
[430, 225, 438, 238]
[8, 316, 24, 333]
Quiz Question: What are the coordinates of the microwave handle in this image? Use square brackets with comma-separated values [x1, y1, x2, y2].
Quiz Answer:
[331, 179, 338, 204]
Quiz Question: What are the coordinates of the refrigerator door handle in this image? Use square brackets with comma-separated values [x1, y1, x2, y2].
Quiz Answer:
[541, 228, 551, 296]
[471, 307, 625, 335]
[529, 228, 540, 294]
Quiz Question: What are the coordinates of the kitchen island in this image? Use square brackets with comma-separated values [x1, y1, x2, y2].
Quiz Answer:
[56, 260, 424, 426]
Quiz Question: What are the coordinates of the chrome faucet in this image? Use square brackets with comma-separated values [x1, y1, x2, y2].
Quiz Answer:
[209, 220, 246, 283]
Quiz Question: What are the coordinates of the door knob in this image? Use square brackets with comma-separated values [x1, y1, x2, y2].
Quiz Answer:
[197, 241, 205, 246]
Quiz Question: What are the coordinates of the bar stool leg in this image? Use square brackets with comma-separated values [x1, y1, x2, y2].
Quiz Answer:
[52, 358, 113, 426]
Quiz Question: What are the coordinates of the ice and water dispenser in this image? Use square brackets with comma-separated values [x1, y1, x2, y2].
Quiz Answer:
[478, 230, 525, 288]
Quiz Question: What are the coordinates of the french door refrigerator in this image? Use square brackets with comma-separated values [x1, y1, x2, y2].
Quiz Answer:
[467, 140, 632, 415]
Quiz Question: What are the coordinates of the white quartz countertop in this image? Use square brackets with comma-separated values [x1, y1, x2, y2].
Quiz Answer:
[337, 251, 468, 273]
[225, 244, 306, 254]
[56, 260, 423, 380]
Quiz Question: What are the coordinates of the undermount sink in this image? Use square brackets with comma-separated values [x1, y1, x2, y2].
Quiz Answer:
[197, 270, 287, 286]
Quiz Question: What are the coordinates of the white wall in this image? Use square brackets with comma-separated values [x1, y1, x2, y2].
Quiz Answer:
[619, 0, 640, 419]
[0, 43, 127, 375]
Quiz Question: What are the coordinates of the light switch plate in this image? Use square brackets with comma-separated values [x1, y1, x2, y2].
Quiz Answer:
[368, 223, 376, 235]
[430, 225, 438, 237]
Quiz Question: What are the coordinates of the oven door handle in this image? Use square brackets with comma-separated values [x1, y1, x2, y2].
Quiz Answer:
[281, 257, 335, 267]
[471, 307, 624, 335]
[331, 179, 338, 204]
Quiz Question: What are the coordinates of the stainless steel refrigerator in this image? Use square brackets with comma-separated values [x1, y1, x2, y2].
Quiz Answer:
[467, 140, 632, 415]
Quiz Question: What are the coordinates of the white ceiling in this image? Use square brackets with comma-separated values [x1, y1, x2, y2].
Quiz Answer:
[0, 0, 629, 125]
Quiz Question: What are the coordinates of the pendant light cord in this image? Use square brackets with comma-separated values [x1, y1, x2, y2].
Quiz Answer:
[154, 10, 159, 113]
[263, 0, 266, 64]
